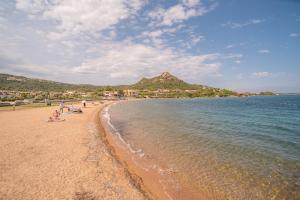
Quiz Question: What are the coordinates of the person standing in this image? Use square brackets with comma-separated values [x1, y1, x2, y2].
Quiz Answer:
[59, 100, 64, 113]
[45, 98, 51, 106]
[82, 100, 86, 108]
[11, 101, 16, 111]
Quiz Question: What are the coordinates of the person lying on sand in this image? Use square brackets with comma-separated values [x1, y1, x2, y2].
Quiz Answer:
[67, 105, 83, 113]
[48, 110, 65, 122]
[47, 116, 65, 122]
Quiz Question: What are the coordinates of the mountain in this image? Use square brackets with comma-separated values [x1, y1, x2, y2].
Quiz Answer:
[131, 72, 203, 90]
[0, 73, 98, 92]
[0, 72, 238, 98]
[0, 72, 207, 92]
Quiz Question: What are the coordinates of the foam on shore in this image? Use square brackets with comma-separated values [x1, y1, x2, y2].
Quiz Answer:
[99, 102, 201, 200]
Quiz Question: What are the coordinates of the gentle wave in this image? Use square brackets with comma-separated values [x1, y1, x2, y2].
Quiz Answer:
[107, 96, 300, 200]
[101, 104, 182, 199]
[102, 105, 144, 156]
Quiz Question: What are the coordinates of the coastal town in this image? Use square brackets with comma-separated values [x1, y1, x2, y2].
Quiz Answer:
[0, 72, 274, 108]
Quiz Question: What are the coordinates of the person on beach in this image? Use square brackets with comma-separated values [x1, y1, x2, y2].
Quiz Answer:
[82, 100, 86, 108]
[47, 116, 65, 122]
[48, 110, 65, 122]
[11, 101, 16, 111]
[45, 98, 51, 106]
[59, 101, 64, 113]
[53, 110, 60, 119]
[68, 104, 74, 112]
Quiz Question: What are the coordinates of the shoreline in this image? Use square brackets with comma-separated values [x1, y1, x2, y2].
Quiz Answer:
[94, 101, 155, 200]
[98, 102, 169, 200]
[98, 100, 207, 200]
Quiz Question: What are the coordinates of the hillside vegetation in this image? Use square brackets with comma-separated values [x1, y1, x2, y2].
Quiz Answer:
[0, 72, 242, 98]
[131, 72, 200, 90]
[0, 74, 98, 92]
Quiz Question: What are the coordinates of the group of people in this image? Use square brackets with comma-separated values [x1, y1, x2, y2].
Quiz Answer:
[48, 100, 87, 122]
[59, 101, 84, 113]
[48, 110, 65, 122]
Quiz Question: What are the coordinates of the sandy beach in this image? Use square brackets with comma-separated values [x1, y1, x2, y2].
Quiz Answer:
[0, 102, 151, 200]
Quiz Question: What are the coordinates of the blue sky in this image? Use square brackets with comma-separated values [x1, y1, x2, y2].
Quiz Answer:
[0, 0, 299, 92]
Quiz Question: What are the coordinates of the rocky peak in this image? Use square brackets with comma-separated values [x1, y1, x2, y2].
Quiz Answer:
[160, 72, 173, 79]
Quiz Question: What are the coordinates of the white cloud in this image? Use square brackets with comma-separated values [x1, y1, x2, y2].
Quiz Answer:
[249, 19, 263, 24]
[16, 0, 145, 40]
[140, 25, 186, 48]
[142, 25, 185, 39]
[16, 0, 47, 14]
[142, 30, 163, 38]
[162, 4, 197, 26]
[2, 0, 228, 85]
[222, 19, 264, 29]
[183, 0, 200, 7]
[235, 60, 241, 64]
[257, 49, 270, 54]
[226, 44, 234, 49]
[191, 35, 204, 45]
[222, 53, 243, 59]
[252, 71, 271, 78]
[0, 49, 67, 76]
[289, 33, 300, 37]
[148, 0, 214, 27]
[72, 41, 221, 81]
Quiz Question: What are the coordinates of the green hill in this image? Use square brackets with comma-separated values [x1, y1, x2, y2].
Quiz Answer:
[0, 72, 207, 92]
[0, 73, 98, 92]
[0, 72, 239, 98]
[131, 72, 203, 90]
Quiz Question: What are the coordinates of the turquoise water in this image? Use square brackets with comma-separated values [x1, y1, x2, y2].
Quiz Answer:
[106, 96, 300, 199]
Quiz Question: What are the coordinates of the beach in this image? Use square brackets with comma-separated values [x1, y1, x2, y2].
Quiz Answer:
[1, 96, 299, 200]
[0, 102, 151, 200]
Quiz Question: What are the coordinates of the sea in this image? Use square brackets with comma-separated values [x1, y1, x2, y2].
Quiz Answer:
[102, 95, 300, 199]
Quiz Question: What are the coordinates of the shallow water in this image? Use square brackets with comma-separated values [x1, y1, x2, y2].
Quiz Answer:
[105, 96, 300, 199]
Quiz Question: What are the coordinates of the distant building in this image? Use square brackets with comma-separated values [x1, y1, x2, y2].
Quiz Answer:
[157, 89, 170, 93]
[123, 89, 139, 97]
[103, 91, 112, 97]
[103, 91, 119, 97]
[184, 90, 197, 93]
[66, 91, 75, 94]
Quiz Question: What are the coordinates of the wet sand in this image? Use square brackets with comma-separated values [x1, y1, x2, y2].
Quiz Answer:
[0, 102, 151, 200]
[100, 102, 211, 200]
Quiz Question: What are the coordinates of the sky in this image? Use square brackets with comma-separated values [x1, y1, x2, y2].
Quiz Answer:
[0, 0, 299, 92]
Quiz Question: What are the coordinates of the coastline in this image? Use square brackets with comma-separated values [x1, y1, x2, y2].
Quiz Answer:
[98, 101, 169, 200]
[0, 102, 148, 199]
[94, 101, 155, 200]
[99, 100, 211, 200]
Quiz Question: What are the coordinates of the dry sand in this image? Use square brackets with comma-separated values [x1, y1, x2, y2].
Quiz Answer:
[0, 102, 151, 200]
